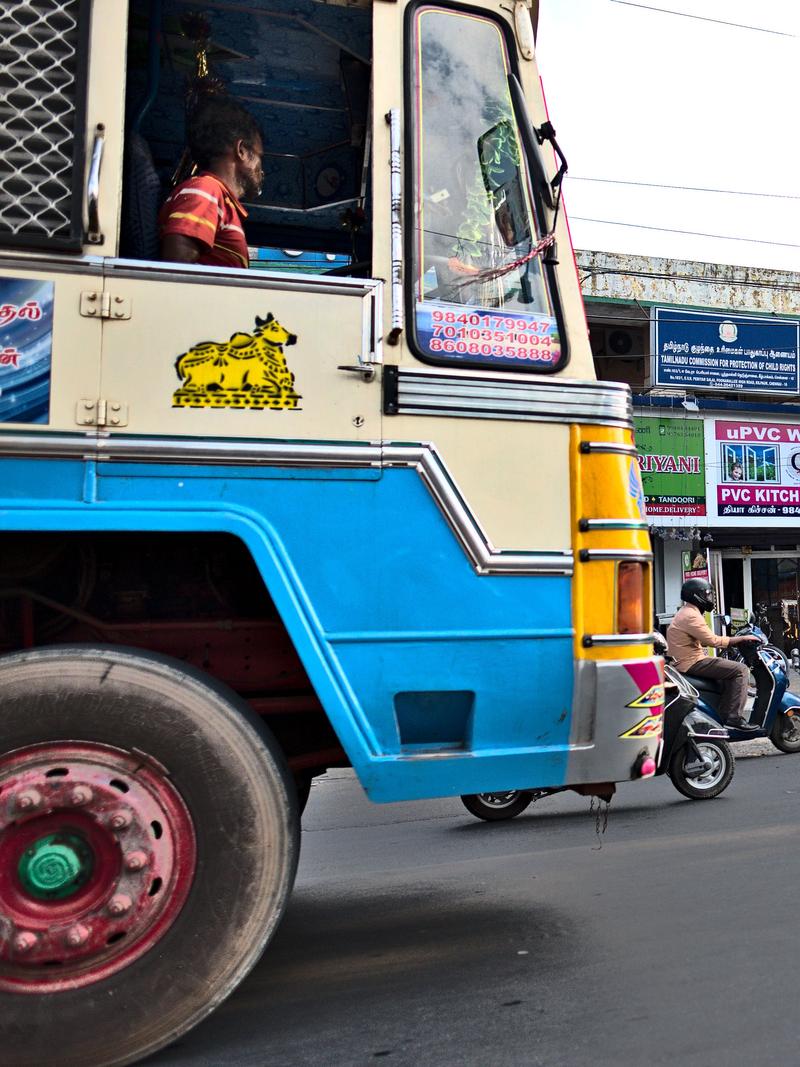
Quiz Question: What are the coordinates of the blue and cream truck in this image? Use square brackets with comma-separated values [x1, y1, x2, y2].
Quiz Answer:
[0, 1, 662, 1062]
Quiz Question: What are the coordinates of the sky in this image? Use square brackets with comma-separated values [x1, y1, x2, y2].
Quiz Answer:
[536, 0, 800, 272]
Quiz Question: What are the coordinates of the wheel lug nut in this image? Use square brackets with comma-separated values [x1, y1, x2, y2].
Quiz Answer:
[13, 931, 38, 953]
[108, 893, 133, 916]
[125, 851, 149, 872]
[109, 810, 131, 831]
[64, 924, 90, 948]
[15, 789, 42, 813]
[69, 786, 93, 806]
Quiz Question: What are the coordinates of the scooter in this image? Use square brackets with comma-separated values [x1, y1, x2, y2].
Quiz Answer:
[718, 613, 789, 675]
[687, 621, 800, 752]
[461, 641, 735, 821]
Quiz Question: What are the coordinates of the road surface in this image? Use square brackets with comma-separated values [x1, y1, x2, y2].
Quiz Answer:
[151, 747, 799, 1066]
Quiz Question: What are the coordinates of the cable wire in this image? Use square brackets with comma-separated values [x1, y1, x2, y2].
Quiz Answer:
[570, 216, 800, 250]
[569, 176, 800, 201]
[609, 1, 797, 37]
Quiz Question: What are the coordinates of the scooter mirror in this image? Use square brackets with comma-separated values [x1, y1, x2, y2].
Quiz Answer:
[722, 614, 731, 627]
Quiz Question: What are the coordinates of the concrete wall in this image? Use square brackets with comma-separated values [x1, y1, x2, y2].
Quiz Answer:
[577, 249, 800, 317]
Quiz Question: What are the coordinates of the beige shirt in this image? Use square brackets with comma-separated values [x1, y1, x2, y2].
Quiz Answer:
[666, 604, 730, 672]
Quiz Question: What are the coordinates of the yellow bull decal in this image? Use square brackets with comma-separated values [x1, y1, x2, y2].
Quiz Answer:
[173, 313, 301, 410]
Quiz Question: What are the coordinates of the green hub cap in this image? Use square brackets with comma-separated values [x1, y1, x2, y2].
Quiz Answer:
[18, 833, 94, 900]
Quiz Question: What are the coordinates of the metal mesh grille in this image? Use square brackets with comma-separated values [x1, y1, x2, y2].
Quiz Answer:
[0, 0, 84, 244]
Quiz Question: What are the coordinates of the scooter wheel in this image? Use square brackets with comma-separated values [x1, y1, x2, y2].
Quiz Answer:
[769, 712, 800, 753]
[668, 739, 735, 799]
[460, 791, 534, 821]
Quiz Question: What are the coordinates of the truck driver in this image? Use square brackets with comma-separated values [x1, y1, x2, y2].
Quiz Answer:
[159, 98, 264, 270]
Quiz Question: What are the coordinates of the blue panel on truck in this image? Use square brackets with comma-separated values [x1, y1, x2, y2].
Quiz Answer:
[0, 456, 575, 801]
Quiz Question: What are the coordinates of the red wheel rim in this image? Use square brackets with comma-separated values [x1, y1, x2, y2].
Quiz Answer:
[0, 741, 196, 993]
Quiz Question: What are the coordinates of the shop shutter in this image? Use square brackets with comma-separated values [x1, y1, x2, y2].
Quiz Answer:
[0, 0, 91, 251]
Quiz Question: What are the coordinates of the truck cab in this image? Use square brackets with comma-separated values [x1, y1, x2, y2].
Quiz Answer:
[0, 3, 661, 1064]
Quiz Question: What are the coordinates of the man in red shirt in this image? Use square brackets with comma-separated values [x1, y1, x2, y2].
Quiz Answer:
[159, 99, 264, 269]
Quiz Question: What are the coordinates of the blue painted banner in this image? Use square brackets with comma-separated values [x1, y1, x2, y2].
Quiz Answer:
[0, 277, 54, 423]
[653, 307, 799, 396]
[415, 301, 561, 368]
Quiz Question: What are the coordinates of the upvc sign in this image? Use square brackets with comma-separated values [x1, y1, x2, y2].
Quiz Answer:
[715, 420, 800, 518]
[653, 307, 799, 396]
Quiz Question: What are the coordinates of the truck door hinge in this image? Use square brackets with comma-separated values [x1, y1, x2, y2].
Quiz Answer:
[76, 398, 129, 428]
[80, 291, 131, 320]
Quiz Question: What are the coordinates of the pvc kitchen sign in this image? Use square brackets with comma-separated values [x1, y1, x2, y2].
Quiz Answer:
[715, 419, 800, 518]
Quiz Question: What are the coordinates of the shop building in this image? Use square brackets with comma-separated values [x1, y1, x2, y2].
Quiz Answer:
[577, 250, 800, 651]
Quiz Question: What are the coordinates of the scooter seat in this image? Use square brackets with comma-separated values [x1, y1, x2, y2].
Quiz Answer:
[685, 673, 724, 695]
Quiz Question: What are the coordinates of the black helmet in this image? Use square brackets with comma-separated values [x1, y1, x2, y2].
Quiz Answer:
[681, 578, 714, 613]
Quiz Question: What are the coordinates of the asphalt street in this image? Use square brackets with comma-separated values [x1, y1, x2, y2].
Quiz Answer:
[150, 746, 800, 1067]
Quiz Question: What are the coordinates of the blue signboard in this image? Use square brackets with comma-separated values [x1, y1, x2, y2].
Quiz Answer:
[0, 277, 53, 423]
[653, 307, 799, 396]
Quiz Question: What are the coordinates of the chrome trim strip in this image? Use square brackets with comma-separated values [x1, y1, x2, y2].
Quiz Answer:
[579, 518, 650, 531]
[0, 253, 104, 277]
[383, 443, 573, 575]
[0, 432, 573, 577]
[388, 108, 404, 339]
[582, 633, 653, 648]
[390, 370, 633, 427]
[105, 257, 383, 298]
[579, 441, 638, 456]
[579, 549, 653, 563]
[0, 432, 384, 467]
[326, 627, 573, 643]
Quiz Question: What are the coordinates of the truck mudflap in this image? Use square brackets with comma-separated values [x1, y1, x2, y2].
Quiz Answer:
[566, 656, 664, 784]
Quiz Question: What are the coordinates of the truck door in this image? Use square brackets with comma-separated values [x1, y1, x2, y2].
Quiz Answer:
[97, 264, 382, 450]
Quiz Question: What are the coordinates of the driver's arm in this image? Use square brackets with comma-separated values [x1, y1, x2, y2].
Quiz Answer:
[160, 233, 204, 264]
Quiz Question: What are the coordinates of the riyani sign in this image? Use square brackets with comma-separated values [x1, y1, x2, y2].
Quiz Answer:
[633, 416, 706, 516]
[653, 307, 800, 396]
[714, 420, 800, 518]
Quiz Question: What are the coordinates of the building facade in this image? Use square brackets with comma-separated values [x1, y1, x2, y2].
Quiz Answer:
[578, 250, 800, 651]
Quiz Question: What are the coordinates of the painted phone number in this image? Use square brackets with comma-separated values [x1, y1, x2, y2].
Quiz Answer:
[431, 308, 554, 334]
[431, 325, 553, 344]
[429, 337, 556, 360]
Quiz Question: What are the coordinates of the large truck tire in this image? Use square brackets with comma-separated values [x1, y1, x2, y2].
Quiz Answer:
[0, 646, 299, 1067]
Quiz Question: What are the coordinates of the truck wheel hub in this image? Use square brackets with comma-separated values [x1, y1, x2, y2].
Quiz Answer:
[18, 831, 93, 899]
[0, 741, 196, 994]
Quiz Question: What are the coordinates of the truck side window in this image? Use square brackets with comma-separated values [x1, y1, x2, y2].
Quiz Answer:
[121, 1, 372, 275]
[406, 4, 566, 371]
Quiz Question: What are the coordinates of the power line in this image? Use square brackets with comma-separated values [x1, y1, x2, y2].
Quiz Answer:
[570, 216, 800, 250]
[609, 1, 797, 37]
[569, 176, 800, 201]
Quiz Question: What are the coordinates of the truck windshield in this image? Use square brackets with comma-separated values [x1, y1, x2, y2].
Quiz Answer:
[407, 4, 564, 371]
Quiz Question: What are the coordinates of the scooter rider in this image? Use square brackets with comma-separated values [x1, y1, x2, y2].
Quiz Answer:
[667, 578, 761, 731]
